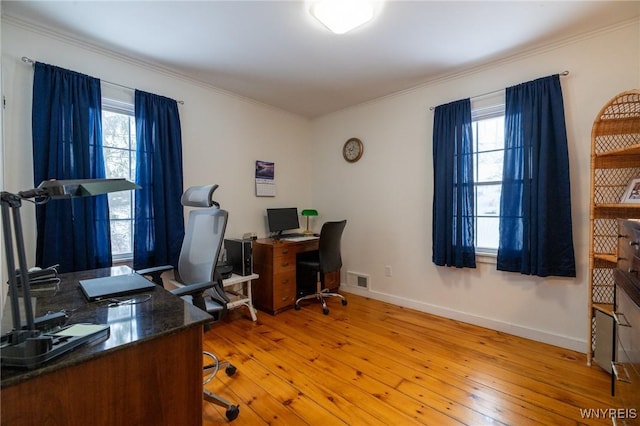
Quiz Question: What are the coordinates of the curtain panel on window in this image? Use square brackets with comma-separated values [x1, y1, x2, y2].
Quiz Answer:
[31, 62, 111, 273]
[497, 74, 576, 277]
[133, 90, 185, 270]
[432, 98, 476, 268]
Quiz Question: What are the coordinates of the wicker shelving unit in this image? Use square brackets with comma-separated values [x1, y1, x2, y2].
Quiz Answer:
[588, 89, 640, 366]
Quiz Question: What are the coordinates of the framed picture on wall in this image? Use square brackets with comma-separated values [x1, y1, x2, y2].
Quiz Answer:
[621, 178, 640, 204]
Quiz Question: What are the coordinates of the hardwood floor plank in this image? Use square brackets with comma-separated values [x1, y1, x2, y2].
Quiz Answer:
[273, 308, 604, 421]
[204, 338, 334, 425]
[201, 293, 616, 425]
[216, 322, 431, 425]
[253, 304, 582, 425]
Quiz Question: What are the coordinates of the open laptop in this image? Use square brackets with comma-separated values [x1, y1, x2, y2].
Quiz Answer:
[79, 273, 156, 302]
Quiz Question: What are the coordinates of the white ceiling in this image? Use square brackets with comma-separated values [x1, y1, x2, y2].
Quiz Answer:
[3, 1, 639, 118]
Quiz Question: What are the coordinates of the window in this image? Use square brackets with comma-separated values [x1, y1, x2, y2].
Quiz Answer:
[102, 98, 136, 260]
[472, 104, 505, 254]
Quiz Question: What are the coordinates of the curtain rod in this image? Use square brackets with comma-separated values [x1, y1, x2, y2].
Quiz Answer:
[428, 70, 569, 111]
[21, 56, 185, 105]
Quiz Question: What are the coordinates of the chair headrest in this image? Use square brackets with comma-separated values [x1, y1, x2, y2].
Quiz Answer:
[181, 184, 220, 207]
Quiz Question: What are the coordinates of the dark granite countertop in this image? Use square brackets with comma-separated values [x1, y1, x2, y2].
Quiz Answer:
[1, 266, 212, 387]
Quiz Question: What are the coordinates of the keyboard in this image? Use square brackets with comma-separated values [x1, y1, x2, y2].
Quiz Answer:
[282, 236, 319, 242]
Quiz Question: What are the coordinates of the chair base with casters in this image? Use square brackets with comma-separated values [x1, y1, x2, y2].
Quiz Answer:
[203, 350, 240, 421]
[294, 285, 347, 315]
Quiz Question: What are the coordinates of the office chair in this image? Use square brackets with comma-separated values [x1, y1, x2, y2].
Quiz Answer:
[137, 184, 240, 422]
[294, 220, 348, 315]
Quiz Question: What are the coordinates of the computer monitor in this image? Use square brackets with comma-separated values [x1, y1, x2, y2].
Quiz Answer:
[267, 208, 299, 236]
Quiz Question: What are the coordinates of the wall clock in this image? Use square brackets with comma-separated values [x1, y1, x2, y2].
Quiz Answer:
[343, 138, 364, 163]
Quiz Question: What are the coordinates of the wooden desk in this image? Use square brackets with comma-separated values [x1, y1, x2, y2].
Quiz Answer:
[1, 266, 211, 426]
[252, 238, 339, 314]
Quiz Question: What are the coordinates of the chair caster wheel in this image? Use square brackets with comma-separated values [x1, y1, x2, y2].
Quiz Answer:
[226, 365, 237, 376]
[226, 405, 240, 421]
[342, 299, 348, 306]
[294, 304, 301, 310]
[323, 307, 329, 315]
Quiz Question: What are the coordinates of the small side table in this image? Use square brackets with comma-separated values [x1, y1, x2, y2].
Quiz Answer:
[220, 273, 259, 321]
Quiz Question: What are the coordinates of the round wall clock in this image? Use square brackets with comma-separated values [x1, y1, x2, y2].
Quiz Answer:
[342, 138, 364, 163]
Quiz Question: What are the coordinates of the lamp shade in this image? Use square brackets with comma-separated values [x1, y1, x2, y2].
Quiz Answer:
[301, 209, 318, 235]
[18, 178, 140, 200]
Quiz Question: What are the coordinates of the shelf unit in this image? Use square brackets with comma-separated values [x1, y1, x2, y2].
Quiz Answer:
[588, 89, 640, 366]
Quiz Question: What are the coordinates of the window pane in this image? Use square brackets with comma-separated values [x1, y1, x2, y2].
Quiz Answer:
[103, 111, 132, 149]
[130, 119, 137, 150]
[476, 217, 500, 250]
[476, 116, 504, 152]
[103, 147, 131, 179]
[108, 192, 133, 219]
[476, 150, 504, 183]
[110, 219, 132, 256]
[476, 183, 501, 216]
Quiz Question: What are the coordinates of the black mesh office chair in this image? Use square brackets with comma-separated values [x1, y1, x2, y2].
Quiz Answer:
[137, 184, 240, 421]
[294, 220, 348, 315]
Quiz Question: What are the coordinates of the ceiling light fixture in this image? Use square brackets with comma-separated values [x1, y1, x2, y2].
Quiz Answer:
[309, 0, 378, 34]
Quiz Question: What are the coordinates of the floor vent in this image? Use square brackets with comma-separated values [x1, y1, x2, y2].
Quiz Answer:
[347, 271, 369, 289]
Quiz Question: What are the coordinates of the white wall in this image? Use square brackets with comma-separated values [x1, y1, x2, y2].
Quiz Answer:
[311, 21, 640, 352]
[1, 18, 313, 259]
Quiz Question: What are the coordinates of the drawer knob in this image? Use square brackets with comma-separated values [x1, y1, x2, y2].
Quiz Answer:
[630, 241, 640, 247]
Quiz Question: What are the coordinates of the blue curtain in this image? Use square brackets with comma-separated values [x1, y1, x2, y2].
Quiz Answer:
[133, 90, 184, 270]
[432, 99, 476, 268]
[497, 75, 576, 277]
[32, 62, 110, 273]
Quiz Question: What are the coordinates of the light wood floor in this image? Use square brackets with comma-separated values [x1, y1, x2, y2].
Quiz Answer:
[201, 292, 615, 425]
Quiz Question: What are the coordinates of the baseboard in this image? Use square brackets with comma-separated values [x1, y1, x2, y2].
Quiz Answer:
[340, 285, 587, 353]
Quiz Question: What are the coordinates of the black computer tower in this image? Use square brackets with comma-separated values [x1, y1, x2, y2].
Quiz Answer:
[224, 238, 253, 276]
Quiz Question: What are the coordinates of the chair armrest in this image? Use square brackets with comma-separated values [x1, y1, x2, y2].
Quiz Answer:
[136, 265, 174, 287]
[171, 273, 230, 313]
[170, 280, 218, 297]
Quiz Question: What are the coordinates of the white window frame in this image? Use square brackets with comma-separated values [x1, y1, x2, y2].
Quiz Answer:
[102, 96, 136, 262]
[471, 96, 505, 262]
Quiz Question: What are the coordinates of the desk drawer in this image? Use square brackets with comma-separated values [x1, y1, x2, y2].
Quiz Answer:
[273, 245, 296, 257]
[273, 271, 296, 310]
[273, 251, 296, 271]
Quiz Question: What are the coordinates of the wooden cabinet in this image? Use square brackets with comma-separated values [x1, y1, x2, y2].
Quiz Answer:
[588, 90, 640, 367]
[252, 238, 340, 314]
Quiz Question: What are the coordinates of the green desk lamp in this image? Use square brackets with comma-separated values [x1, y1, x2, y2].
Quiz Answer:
[301, 209, 318, 235]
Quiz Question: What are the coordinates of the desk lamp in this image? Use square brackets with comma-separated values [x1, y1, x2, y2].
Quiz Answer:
[301, 209, 318, 235]
[1, 178, 140, 369]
